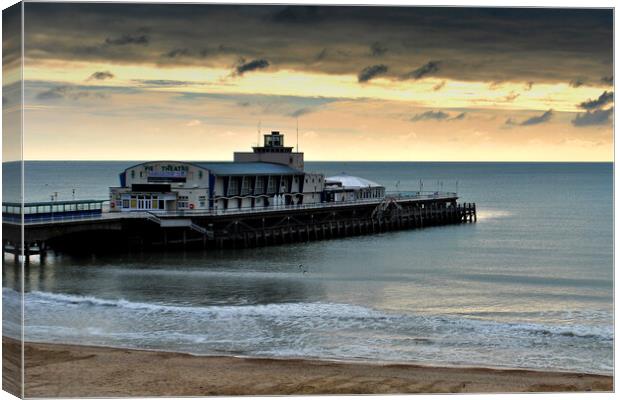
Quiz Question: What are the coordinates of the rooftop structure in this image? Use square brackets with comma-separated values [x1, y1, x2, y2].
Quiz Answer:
[233, 131, 304, 170]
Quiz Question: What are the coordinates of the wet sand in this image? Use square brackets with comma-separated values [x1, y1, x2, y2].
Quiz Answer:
[3, 337, 612, 397]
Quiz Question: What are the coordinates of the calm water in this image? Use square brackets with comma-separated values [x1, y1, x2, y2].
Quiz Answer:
[2, 162, 614, 374]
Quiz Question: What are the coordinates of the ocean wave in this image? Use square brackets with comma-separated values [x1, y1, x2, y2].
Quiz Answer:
[10, 288, 391, 320]
[5, 287, 613, 343]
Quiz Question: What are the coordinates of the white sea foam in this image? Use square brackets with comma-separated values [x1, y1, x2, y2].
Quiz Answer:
[475, 209, 513, 221]
[4, 287, 612, 374]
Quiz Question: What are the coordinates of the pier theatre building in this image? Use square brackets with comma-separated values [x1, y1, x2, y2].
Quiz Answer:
[109, 131, 384, 212]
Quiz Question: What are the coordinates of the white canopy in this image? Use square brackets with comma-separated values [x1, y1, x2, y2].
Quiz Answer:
[325, 173, 383, 189]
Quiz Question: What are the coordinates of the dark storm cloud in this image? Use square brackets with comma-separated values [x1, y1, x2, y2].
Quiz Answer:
[23, 4, 613, 84]
[572, 108, 613, 127]
[87, 71, 114, 81]
[403, 61, 441, 80]
[451, 112, 467, 120]
[370, 42, 388, 57]
[578, 91, 614, 110]
[104, 33, 149, 46]
[36, 85, 108, 100]
[271, 6, 324, 24]
[358, 64, 388, 83]
[507, 109, 553, 126]
[235, 59, 270, 76]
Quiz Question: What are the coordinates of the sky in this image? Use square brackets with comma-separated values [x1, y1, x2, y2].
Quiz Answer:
[2, 3, 615, 161]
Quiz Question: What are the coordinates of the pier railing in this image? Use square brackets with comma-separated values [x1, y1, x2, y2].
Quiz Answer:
[3, 191, 458, 224]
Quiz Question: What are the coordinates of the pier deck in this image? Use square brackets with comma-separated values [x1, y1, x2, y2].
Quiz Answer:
[3, 192, 476, 260]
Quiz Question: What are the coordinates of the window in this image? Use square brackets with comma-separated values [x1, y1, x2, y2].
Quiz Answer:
[255, 177, 265, 194]
[122, 199, 130, 208]
[267, 176, 277, 194]
[131, 170, 135, 179]
[241, 177, 251, 195]
[228, 178, 240, 196]
[178, 195, 189, 209]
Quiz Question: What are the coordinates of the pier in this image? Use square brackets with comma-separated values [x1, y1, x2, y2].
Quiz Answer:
[2, 192, 476, 261]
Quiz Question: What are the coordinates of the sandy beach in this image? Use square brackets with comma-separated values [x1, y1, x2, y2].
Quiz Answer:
[2, 337, 612, 397]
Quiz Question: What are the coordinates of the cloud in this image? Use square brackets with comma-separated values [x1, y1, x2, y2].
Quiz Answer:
[601, 76, 613, 85]
[410, 110, 466, 122]
[315, 48, 328, 61]
[104, 33, 149, 46]
[237, 101, 251, 107]
[572, 107, 613, 127]
[506, 110, 554, 126]
[411, 110, 450, 122]
[271, 6, 324, 24]
[518, 109, 554, 126]
[235, 59, 270, 75]
[164, 48, 191, 58]
[22, 5, 613, 85]
[578, 91, 614, 110]
[36, 85, 107, 101]
[403, 60, 440, 80]
[289, 107, 314, 117]
[569, 78, 585, 88]
[524, 81, 534, 90]
[86, 71, 114, 81]
[186, 119, 201, 127]
[370, 42, 387, 57]
[358, 64, 388, 83]
[506, 110, 553, 126]
[488, 81, 503, 90]
[504, 118, 517, 126]
[504, 92, 520, 102]
[132, 79, 193, 86]
[433, 81, 446, 91]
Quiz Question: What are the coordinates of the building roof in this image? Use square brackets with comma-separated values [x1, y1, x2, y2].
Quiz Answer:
[122, 161, 302, 176]
[326, 173, 383, 189]
[195, 162, 301, 176]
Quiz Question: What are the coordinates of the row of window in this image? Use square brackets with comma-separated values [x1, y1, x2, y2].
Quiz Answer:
[226, 176, 294, 196]
[3, 202, 102, 215]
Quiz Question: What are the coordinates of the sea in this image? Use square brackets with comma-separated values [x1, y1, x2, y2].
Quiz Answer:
[2, 161, 614, 375]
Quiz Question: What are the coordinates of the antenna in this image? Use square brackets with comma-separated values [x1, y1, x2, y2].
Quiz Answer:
[257, 120, 261, 147]
[296, 117, 299, 152]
